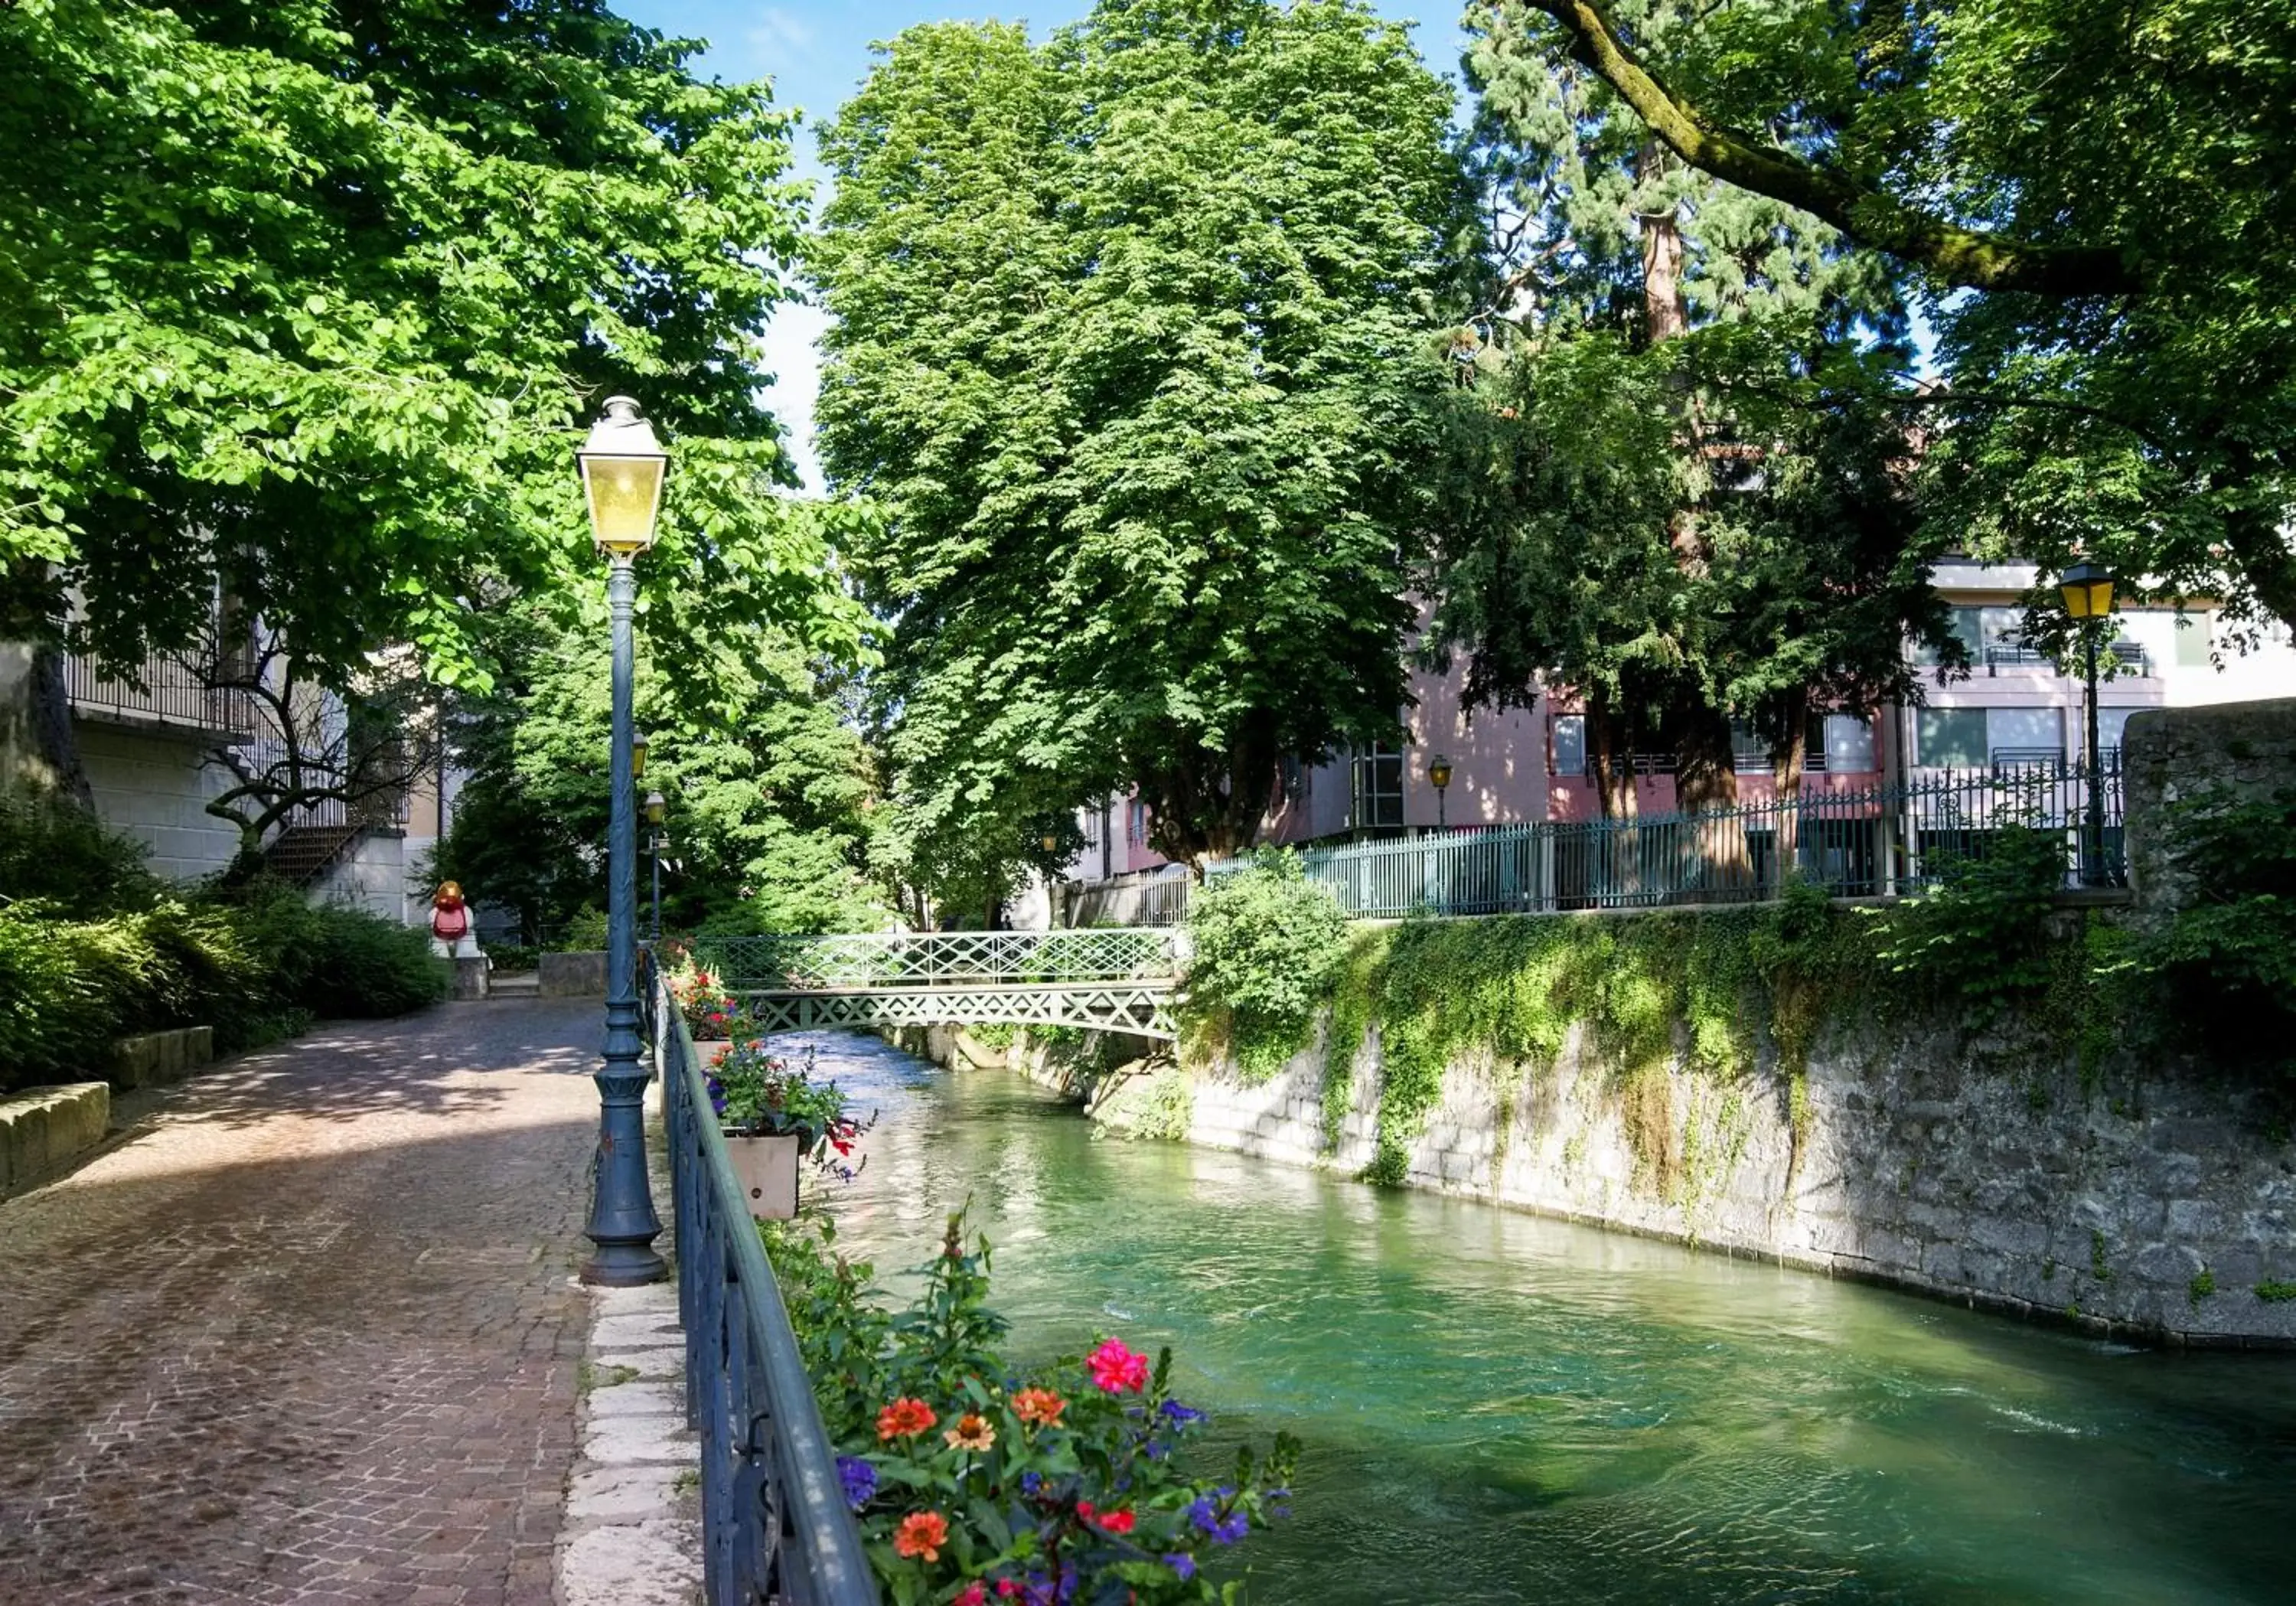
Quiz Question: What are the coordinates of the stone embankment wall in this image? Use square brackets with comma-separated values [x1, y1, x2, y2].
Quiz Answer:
[1183, 1009, 2296, 1345]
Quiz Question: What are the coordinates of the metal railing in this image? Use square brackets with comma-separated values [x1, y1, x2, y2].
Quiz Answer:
[653, 965, 881, 1606]
[1061, 762, 2126, 923]
[63, 646, 256, 739]
[701, 928, 1178, 990]
[1055, 868, 1193, 929]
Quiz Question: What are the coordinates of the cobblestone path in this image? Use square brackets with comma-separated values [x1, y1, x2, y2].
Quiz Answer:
[0, 999, 618, 1605]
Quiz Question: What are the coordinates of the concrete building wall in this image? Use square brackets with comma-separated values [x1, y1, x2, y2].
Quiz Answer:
[77, 723, 241, 883]
[311, 830, 410, 922]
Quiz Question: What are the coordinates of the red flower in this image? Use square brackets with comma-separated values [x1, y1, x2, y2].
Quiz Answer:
[877, 1398, 938, 1441]
[894, 1510, 948, 1562]
[1097, 1507, 1136, 1536]
[996, 1584, 1019, 1600]
[1086, 1338, 1149, 1394]
[1012, 1387, 1065, 1427]
[1075, 1500, 1095, 1520]
[954, 1585, 987, 1606]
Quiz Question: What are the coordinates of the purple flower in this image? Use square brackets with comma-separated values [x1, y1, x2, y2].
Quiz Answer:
[1165, 1553, 1195, 1582]
[1212, 1511, 1248, 1545]
[1158, 1399, 1205, 1427]
[1019, 1471, 1044, 1498]
[1143, 1438, 1169, 1460]
[835, 1456, 876, 1510]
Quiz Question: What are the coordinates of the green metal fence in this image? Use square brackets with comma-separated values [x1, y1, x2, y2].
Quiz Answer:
[1073, 762, 2125, 924]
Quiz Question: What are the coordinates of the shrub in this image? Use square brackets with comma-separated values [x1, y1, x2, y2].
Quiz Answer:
[2138, 786, 2296, 1079]
[0, 787, 161, 916]
[1179, 850, 1348, 1081]
[765, 1212, 1296, 1605]
[1866, 824, 2066, 1015]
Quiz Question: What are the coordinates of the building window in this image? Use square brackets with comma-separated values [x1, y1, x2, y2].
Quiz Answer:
[2173, 611, 2213, 668]
[1915, 707, 1988, 769]
[1985, 705, 2062, 765]
[1351, 745, 1404, 831]
[1082, 808, 1102, 849]
[1552, 715, 1587, 778]
[1280, 756, 1308, 807]
[1821, 713, 1877, 773]
[1127, 799, 1148, 845]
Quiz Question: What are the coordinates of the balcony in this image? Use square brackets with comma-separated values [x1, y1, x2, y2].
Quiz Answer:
[64, 647, 257, 744]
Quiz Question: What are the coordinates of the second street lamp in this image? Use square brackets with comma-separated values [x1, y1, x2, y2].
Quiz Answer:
[576, 396, 669, 1287]
[1429, 754, 1453, 831]
[646, 789, 667, 945]
[2058, 560, 2118, 887]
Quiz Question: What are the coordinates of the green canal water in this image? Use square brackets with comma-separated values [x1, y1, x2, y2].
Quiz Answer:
[791, 1030, 2296, 1605]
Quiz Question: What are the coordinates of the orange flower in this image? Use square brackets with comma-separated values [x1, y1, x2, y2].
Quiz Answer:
[894, 1510, 949, 1562]
[944, 1413, 996, 1452]
[877, 1398, 938, 1441]
[1012, 1388, 1066, 1428]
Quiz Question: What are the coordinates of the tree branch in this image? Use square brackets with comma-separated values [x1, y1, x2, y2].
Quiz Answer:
[1518, 0, 2143, 296]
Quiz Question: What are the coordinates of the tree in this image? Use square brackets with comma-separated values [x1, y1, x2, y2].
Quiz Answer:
[1479, 0, 2296, 636]
[1433, 2, 1952, 828]
[813, 0, 1469, 880]
[0, 0, 859, 788]
[199, 628, 430, 872]
[433, 561, 887, 939]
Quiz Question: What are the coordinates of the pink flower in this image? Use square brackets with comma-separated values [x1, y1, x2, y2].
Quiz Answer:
[954, 1585, 987, 1606]
[1086, 1338, 1149, 1394]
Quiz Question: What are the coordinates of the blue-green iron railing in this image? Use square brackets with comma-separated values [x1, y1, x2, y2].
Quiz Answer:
[651, 963, 881, 1606]
[1064, 762, 2125, 925]
[700, 928, 1176, 990]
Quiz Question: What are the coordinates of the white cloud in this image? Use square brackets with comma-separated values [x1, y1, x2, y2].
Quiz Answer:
[758, 301, 829, 493]
[746, 8, 818, 65]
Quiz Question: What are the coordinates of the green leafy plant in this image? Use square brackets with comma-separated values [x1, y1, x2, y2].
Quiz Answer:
[1179, 850, 1349, 1082]
[1866, 824, 2067, 1016]
[2139, 786, 2296, 1081]
[765, 1211, 1297, 1605]
[708, 1042, 870, 1172]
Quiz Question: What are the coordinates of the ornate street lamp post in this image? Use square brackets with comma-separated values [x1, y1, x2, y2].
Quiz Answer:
[1429, 754, 1453, 831]
[577, 397, 669, 1286]
[2058, 561, 2118, 886]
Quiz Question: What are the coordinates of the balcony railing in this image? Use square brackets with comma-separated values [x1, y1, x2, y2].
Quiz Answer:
[64, 647, 255, 741]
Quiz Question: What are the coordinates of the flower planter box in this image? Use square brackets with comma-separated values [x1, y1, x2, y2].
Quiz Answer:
[722, 1131, 800, 1219]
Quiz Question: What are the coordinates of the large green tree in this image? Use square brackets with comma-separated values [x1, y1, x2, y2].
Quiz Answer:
[0, 0, 859, 772]
[1480, 0, 2296, 637]
[1433, 1, 1953, 819]
[813, 0, 1468, 879]
[434, 542, 887, 939]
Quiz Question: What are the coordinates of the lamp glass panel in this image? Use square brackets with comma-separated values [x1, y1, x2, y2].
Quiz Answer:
[2087, 579, 2115, 616]
[582, 453, 665, 551]
[2060, 580, 2092, 619]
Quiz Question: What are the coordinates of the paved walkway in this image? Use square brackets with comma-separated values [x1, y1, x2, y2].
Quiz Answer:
[0, 999, 618, 1604]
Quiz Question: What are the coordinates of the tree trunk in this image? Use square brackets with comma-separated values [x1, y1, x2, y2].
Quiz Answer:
[1671, 703, 1747, 900]
[27, 645, 94, 809]
[1638, 147, 1690, 347]
[1769, 691, 1809, 894]
[1585, 694, 1639, 821]
[1143, 718, 1280, 873]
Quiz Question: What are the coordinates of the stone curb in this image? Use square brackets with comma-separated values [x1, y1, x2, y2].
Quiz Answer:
[555, 1281, 701, 1606]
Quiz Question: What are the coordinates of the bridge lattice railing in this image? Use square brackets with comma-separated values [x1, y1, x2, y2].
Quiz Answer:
[700, 928, 1177, 991]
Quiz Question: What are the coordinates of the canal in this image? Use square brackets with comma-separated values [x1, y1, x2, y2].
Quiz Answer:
[789, 1029, 2296, 1605]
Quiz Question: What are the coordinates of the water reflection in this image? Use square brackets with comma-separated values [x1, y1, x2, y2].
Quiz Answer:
[786, 1030, 2296, 1605]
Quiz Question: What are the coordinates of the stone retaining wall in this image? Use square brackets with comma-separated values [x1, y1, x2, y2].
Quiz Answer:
[539, 952, 609, 997]
[109, 1026, 214, 1090]
[1, 1083, 109, 1195]
[1186, 1011, 2296, 1346]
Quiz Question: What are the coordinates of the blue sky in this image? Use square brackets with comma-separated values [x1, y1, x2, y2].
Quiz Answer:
[614, 1, 1475, 486]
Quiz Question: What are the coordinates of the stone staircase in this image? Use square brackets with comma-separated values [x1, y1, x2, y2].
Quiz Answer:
[262, 822, 363, 887]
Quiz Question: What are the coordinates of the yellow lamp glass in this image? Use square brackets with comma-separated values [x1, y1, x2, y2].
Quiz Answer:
[582, 454, 666, 553]
[645, 790, 667, 826]
[577, 396, 669, 555]
[631, 731, 648, 779]
[2058, 563, 2115, 619]
[1429, 756, 1454, 790]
